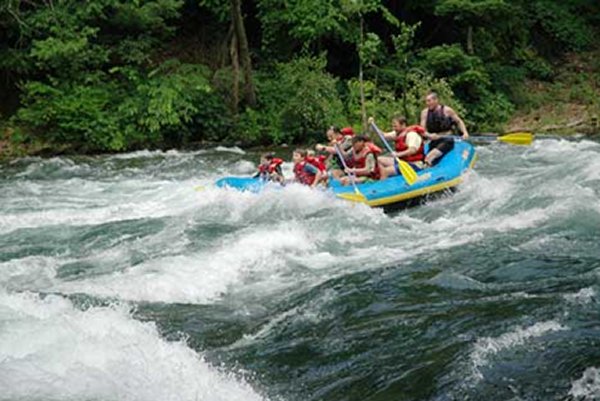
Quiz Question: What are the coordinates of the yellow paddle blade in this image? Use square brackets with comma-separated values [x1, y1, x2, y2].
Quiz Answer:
[396, 158, 418, 185]
[337, 192, 368, 203]
[194, 185, 206, 191]
[498, 132, 534, 146]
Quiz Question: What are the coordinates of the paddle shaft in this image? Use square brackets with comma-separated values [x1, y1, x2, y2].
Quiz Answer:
[369, 121, 396, 155]
[334, 143, 361, 194]
[451, 132, 533, 145]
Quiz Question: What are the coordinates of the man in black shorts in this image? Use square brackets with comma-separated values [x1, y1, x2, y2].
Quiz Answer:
[420, 91, 469, 167]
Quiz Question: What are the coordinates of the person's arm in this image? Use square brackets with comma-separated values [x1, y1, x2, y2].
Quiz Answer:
[383, 131, 397, 141]
[420, 108, 428, 131]
[303, 163, 322, 188]
[446, 107, 469, 139]
[311, 169, 324, 188]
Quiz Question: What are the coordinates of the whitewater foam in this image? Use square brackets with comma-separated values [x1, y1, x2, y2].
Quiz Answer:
[214, 146, 246, 155]
[564, 287, 597, 305]
[569, 367, 600, 400]
[0, 291, 265, 401]
[469, 320, 567, 382]
[53, 223, 316, 304]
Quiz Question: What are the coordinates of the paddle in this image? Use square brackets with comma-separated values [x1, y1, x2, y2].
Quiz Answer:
[455, 132, 534, 146]
[368, 119, 418, 186]
[334, 143, 367, 203]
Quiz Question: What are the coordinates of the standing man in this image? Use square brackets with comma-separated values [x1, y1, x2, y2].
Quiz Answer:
[420, 91, 469, 167]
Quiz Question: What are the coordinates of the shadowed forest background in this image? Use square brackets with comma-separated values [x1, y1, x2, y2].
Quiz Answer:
[0, 0, 598, 156]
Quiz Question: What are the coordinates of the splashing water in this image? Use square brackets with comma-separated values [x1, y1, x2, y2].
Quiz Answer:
[1, 141, 599, 400]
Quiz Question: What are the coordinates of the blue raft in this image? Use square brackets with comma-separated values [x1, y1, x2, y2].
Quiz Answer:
[215, 141, 476, 208]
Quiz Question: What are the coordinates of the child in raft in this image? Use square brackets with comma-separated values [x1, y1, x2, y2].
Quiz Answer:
[254, 152, 285, 183]
[292, 149, 326, 188]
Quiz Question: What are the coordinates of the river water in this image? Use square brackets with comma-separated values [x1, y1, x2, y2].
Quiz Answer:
[1, 139, 599, 401]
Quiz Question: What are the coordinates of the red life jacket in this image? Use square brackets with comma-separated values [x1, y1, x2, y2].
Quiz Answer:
[351, 145, 380, 180]
[395, 125, 426, 162]
[367, 142, 382, 155]
[306, 155, 326, 172]
[258, 157, 284, 174]
[294, 161, 317, 185]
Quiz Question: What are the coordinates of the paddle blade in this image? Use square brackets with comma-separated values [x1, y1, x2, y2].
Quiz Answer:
[397, 158, 418, 185]
[337, 192, 367, 203]
[498, 132, 533, 146]
[194, 185, 206, 191]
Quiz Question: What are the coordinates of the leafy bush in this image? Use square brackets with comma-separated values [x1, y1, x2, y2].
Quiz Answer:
[15, 60, 230, 152]
[239, 56, 346, 144]
[530, 1, 593, 53]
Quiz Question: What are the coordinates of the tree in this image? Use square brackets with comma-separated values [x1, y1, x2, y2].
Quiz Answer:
[339, 0, 398, 130]
[200, 0, 256, 112]
[435, 0, 509, 54]
[230, 0, 256, 108]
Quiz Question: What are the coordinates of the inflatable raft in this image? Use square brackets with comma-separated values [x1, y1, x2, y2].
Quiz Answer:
[215, 140, 476, 209]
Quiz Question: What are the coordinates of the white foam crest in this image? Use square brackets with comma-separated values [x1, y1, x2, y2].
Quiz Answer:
[0, 291, 265, 401]
[569, 367, 600, 400]
[194, 183, 370, 225]
[564, 287, 597, 305]
[469, 320, 567, 382]
[231, 160, 257, 174]
[0, 256, 58, 291]
[0, 178, 201, 234]
[53, 223, 316, 304]
[214, 145, 246, 155]
[581, 156, 600, 183]
[109, 149, 176, 159]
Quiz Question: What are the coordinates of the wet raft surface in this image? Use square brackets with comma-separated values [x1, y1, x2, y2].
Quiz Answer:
[1, 140, 599, 401]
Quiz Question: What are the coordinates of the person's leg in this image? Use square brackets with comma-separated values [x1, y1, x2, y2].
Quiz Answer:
[425, 138, 454, 166]
[378, 156, 394, 168]
[379, 158, 400, 180]
[331, 169, 345, 180]
[424, 148, 442, 167]
[379, 166, 394, 180]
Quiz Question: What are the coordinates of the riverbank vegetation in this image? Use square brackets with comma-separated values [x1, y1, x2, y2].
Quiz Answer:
[1, 0, 598, 157]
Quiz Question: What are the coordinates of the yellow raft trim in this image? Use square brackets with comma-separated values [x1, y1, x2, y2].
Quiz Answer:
[338, 155, 477, 207]
[371, 176, 463, 207]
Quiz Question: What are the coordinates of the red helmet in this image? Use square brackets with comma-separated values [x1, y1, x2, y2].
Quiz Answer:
[341, 127, 354, 136]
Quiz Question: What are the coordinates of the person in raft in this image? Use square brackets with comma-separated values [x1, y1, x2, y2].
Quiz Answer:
[420, 91, 469, 167]
[254, 152, 284, 183]
[375, 115, 427, 180]
[340, 135, 382, 186]
[292, 149, 326, 188]
[315, 126, 354, 180]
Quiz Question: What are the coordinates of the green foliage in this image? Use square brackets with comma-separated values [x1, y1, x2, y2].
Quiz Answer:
[417, 45, 490, 99]
[16, 75, 127, 151]
[435, 0, 510, 20]
[1, 0, 599, 156]
[239, 57, 345, 144]
[15, 60, 228, 152]
[530, 0, 593, 52]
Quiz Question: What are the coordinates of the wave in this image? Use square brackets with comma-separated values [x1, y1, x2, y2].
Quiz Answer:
[569, 367, 600, 400]
[0, 291, 266, 401]
[469, 320, 567, 382]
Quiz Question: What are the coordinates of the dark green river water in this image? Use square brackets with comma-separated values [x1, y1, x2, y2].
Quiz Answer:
[1, 139, 599, 400]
